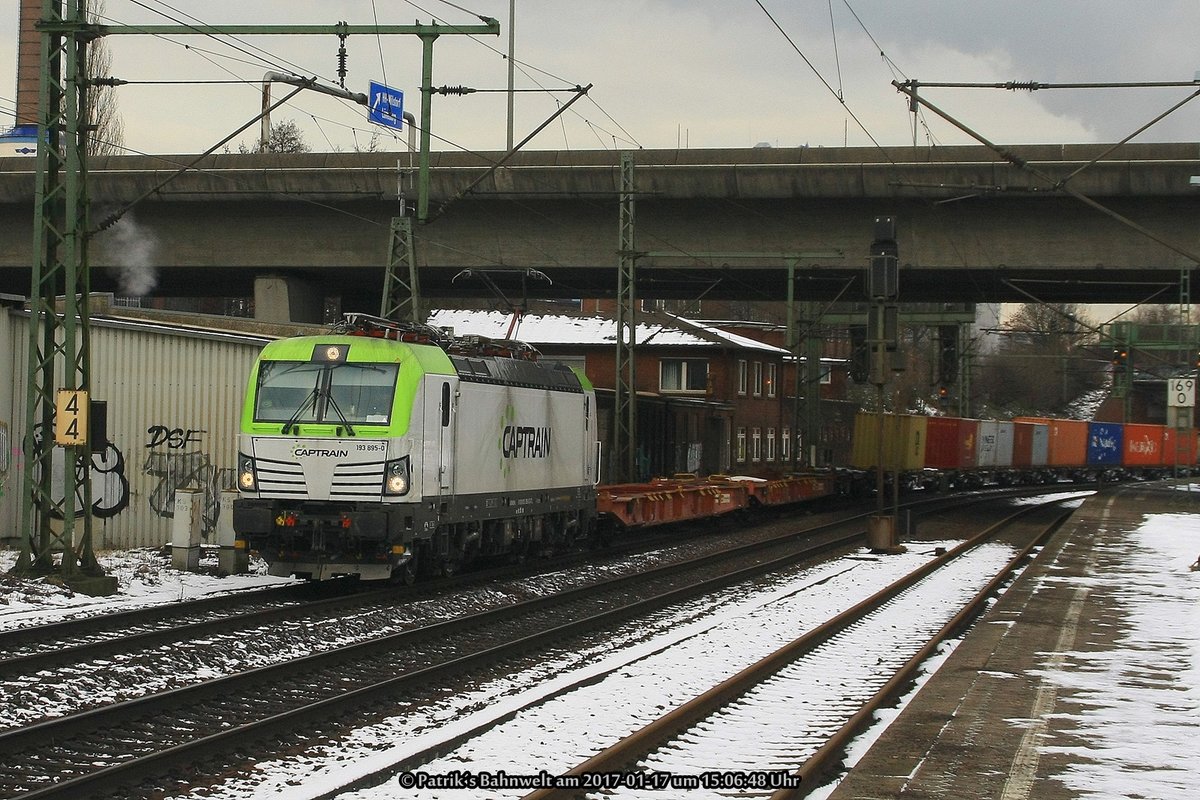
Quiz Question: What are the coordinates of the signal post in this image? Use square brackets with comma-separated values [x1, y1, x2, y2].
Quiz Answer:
[867, 216, 905, 552]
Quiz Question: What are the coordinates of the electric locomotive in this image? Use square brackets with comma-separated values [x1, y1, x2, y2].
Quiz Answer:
[233, 314, 599, 582]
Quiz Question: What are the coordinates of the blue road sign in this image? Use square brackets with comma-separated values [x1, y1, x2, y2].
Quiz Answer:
[368, 81, 405, 131]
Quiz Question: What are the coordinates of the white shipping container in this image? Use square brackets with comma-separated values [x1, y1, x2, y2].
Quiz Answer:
[0, 305, 270, 550]
[994, 421, 1015, 468]
[1030, 423, 1050, 467]
[975, 420, 999, 469]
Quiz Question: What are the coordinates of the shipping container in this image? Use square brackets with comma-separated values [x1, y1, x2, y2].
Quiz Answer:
[994, 421, 1015, 468]
[1123, 423, 1167, 467]
[850, 411, 926, 471]
[1087, 421, 1124, 465]
[1163, 426, 1198, 467]
[0, 304, 276, 550]
[1012, 421, 1035, 467]
[1013, 421, 1051, 468]
[976, 420, 1014, 469]
[1030, 423, 1050, 466]
[925, 417, 978, 470]
[975, 420, 999, 468]
[1017, 416, 1087, 467]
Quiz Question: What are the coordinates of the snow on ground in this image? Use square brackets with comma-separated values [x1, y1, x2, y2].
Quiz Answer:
[0, 547, 296, 631]
[807, 498, 1200, 800]
[190, 540, 1016, 800]
[3, 492, 1198, 800]
[1031, 511, 1200, 800]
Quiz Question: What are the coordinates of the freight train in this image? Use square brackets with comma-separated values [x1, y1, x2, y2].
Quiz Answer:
[849, 411, 1197, 489]
[232, 314, 1196, 582]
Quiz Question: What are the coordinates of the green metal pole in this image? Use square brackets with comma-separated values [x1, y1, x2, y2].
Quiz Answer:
[613, 153, 638, 482]
[416, 32, 437, 224]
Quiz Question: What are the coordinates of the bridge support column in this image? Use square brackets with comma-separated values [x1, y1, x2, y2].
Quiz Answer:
[254, 274, 323, 323]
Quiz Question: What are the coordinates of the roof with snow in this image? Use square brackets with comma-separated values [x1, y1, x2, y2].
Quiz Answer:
[428, 309, 789, 354]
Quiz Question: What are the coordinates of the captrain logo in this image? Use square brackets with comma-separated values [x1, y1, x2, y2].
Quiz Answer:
[497, 405, 552, 475]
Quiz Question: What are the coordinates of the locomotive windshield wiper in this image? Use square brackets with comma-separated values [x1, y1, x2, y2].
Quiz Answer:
[324, 393, 356, 437]
[281, 387, 318, 435]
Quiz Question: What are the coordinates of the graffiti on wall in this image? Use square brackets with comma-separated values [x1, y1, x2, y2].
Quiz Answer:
[142, 425, 234, 536]
[30, 421, 131, 518]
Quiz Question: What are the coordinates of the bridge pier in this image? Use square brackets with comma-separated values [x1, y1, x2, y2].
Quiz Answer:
[254, 274, 323, 324]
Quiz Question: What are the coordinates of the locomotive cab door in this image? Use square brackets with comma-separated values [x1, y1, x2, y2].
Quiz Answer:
[437, 380, 454, 494]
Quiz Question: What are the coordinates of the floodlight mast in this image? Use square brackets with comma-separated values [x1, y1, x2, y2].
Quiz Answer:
[14, 4, 499, 593]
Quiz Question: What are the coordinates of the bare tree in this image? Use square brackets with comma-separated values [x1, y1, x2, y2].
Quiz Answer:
[84, 0, 124, 156]
[1130, 304, 1186, 325]
[238, 119, 311, 154]
[974, 302, 1105, 417]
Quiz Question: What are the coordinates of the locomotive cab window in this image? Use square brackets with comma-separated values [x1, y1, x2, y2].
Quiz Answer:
[255, 360, 398, 425]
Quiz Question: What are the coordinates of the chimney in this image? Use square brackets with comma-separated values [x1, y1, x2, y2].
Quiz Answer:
[15, 0, 42, 128]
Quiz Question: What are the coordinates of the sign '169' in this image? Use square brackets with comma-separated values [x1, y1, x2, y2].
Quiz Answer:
[1168, 378, 1196, 408]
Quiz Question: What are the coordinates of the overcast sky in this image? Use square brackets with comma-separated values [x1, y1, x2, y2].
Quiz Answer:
[3, 1, 1200, 155]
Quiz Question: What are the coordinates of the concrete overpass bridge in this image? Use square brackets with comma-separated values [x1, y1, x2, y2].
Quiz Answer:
[1, 142, 1199, 319]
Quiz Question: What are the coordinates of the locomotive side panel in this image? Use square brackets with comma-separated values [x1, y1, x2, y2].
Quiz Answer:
[444, 380, 592, 497]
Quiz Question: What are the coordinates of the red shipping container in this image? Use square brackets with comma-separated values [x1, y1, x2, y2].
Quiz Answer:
[1012, 421, 1036, 468]
[925, 417, 978, 470]
[1162, 427, 1198, 467]
[958, 418, 979, 469]
[1123, 423, 1167, 467]
[1046, 419, 1088, 467]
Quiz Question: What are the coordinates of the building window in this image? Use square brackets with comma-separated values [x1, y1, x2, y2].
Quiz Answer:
[752, 427, 762, 462]
[782, 426, 791, 462]
[660, 358, 709, 393]
[736, 427, 747, 463]
[806, 362, 833, 385]
[766, 363, 777, 398]
[753, 362, 763, 397]
[766, 427, 776, 461]
[738, 359, 748, 396]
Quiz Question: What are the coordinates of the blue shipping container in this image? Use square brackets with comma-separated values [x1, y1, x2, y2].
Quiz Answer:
[1087, 422, 1124, 465]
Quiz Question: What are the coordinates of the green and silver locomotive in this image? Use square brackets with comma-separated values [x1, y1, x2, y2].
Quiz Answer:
[233, 314, 598, 581]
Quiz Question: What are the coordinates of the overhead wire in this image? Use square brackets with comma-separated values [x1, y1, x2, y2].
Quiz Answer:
[751, 0, 890, 157]
[400, 0, 642, 149]
[826, 0, 843, 101]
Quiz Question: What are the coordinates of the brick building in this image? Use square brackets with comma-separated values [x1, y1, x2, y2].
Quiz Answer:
[429, 309, 848, 481]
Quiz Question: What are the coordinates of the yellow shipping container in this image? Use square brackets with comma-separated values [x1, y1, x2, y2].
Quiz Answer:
[851, 411, 927, 471]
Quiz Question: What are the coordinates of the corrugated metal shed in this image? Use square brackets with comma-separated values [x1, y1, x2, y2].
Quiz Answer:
[1, 305, 271, 550]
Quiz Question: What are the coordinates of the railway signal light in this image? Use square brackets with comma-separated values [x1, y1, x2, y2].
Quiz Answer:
[938, 325, 959, 384]
[937, 385, 950, 406]
[1111, 348, 1128, 367]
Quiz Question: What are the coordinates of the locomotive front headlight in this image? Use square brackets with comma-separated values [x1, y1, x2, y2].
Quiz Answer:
[238, 453, 258, 492]
[384, 456, 410, 496]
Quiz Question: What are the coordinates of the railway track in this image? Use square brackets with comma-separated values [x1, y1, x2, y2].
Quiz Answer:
[0, 488, 1085, 799]
[0, 520, 731, 683]
[517, 497, 1076, 800]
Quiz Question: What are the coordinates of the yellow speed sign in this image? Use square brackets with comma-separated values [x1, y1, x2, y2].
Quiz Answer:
[54, 389, 89, 446]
